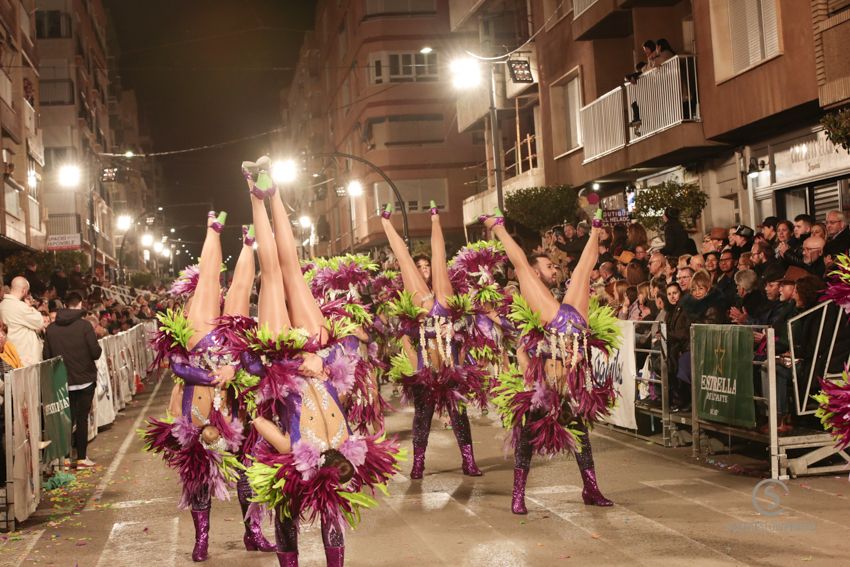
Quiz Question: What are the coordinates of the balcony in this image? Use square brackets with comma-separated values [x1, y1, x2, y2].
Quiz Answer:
[576, 55, 717, 180]
[572, 0, 632, 40]
[580, 55, 702, 163]
[449, 0, 487, 31]
[813, 3, 850, 108]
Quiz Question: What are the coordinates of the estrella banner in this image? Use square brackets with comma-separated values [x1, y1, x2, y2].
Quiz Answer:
[693, 325, 756, 428]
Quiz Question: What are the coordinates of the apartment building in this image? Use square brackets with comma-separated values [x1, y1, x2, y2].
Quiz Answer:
[0, 0, 46, 257]
[283, 0, 484, 257]
[452, 0, 850, 236]
[37, 0, 115, 271]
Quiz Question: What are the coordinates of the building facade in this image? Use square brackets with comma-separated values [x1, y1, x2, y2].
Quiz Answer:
[284, 0, 485, 257]
[0, 0, 46, 258]
[451, 0, 850, 239]
[37, 0, 116, 271]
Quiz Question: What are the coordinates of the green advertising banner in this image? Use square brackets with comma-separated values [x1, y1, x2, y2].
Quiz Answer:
[41, 359, 72, 463]
[693, 325, 756, 428]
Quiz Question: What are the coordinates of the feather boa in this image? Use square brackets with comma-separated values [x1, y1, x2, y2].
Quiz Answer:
[491, 365, 584, 457]
[170, 264, 200, 299]
[149, 308, 193, 370]
[815, 372, 850, 449]
[247, 435, 404, 527]
[140, 414, 244, 508]
[212, 314, 256, 361]
[397, 362, 488, 417]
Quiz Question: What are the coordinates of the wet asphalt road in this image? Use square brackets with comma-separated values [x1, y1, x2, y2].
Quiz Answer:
[1, 372, 847, 566]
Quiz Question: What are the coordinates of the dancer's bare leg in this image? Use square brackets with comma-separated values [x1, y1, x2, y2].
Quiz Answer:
[380, 205, 433, 311]
[269, 190, 324, 338]
[187, 212, 225, 349]
[247, 180, 290, 334]
[429, 201, 453, 307]
[483, 216, 559, 324]
[223, 225, 255, 318]
[563, 221, 601, 323]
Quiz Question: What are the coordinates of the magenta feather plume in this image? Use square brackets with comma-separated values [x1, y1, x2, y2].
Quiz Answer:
[170, 264, 200, 298]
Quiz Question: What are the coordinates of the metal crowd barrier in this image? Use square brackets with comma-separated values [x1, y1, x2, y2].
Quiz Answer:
[0, 321, 156, 532]
[688, 318, 845, 480]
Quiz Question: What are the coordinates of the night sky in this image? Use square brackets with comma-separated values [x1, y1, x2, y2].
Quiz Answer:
[105, 0, 317, 266]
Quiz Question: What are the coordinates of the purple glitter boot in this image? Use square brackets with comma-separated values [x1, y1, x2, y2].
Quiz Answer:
[381, 203, 393, 220]
[512, 467, 529, 515]
[190, 507, 211, 562]
[322, 519, 345, 567]
[410, 388, 434, 480]
[276, 552, 299, 567]
[580, 468, 613, 507]
[450, 408, 482, 476]
[237, 472, 275, 552]
[429, 199, 439, 216]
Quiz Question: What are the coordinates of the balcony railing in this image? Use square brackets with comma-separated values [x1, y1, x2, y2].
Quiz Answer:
[580, 55, 701, 163]
[574, 0, 600, 18]
[580, 87, 626, 162]
[504, 133, 539, 180]
[626, 55, 700, 142]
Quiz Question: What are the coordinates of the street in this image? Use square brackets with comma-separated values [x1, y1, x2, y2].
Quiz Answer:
[1, 373, 846, 567]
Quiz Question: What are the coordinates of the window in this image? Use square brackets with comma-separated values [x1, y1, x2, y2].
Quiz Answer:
[369, 114, 445, 146]
[365, 0, 437, 17]
[40, 79, 74, 105]
[373, 178, 448, 215]
[5, 182, 21, 218]
[370, 51, 439, 84]
[710, 0, 781, 81]
[729, 0, 780, 73]
[44, 147, 76, 171]
[550, 71, 582, 156]
[35, 11, 72, 39]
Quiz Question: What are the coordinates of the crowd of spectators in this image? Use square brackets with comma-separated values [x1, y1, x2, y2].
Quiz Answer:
[539, 207, 850, 434]
[0, 262, 167, 474]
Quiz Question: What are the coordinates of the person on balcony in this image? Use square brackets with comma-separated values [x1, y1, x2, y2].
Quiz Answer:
[654, 39, 676, 67]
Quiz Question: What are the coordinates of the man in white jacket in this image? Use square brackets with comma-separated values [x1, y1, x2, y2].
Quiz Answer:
[0, 276, 45, 366]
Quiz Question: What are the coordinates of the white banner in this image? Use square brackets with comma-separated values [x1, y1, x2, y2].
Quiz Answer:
[10, 365, 41, 521]
[45, 233, 81, 251]
[94, 353, 116, 428]
[599, 321, 637, 430]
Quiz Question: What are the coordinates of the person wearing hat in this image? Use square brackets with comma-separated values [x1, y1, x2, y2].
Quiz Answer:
[660, 207, 694, 257]
[615, 250, 635, 277]
[759, 216, 780, 251]
[729, 225, 754, 258]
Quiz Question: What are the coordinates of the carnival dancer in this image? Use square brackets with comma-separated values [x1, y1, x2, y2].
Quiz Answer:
[482, 208, 620, 514]
[381, 200, 487, 479]
[143, 211, 247, 562]
[240, 158, 402, 567]
[308, 255, 390, 435]
[816, 254, 850, 450]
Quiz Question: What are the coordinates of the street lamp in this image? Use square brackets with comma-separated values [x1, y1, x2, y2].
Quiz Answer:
[57, 163, 100, 276]
[272, 159, 299, 184]
[140, 232, 154, 248]
[346, 180, 364, 197]
[116, 214, 133, 232]
[153, 241, 164, 254]
[450, 55, 504, 211]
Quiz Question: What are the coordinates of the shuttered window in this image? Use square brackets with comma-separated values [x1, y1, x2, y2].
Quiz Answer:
[728, 0, 780, 74]
[813, 183, 840, 222]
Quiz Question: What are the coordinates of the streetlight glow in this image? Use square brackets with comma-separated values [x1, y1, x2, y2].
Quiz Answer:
[153, 241, 164, 253]
[141, 233, 154, 247]
[162, 248, 171, 258]
[117, 215, 133, 231]
[170, 227, 176, 233]
[298, 215, 312, 229]
[592, 183, 601, 191]
[346, 180, 364, 197]
[58, 164, 82, 188]
[124, 150, 135, 158]
[450, 57, 481, 89]
[272, 159, 298, 184]
[420, 46, 433, 54]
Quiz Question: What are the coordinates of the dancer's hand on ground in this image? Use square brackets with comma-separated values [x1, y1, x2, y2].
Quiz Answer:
[211, 364, 236, 386]
[300, 352, 325, 379]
